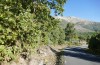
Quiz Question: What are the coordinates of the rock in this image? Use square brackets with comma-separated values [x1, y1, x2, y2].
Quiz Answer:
[28, 58, 44, 65]
[1, 45, 58, 65]
[10, 62, 17, 65]
[17, 57, 27, 65]
[28, 45, 57, 65]
[37, 46, 55, 56]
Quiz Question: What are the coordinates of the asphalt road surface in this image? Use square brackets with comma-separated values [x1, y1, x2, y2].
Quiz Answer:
[62, 45, 100, 65]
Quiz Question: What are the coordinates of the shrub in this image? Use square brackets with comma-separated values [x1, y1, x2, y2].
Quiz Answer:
[88, 33, 100, 52]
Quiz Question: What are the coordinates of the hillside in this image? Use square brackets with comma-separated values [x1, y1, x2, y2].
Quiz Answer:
[55, 16, 100, 32]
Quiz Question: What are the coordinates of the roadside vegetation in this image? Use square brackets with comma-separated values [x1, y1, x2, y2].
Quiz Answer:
[0, 0, 67, 62]
[88, 33, 100, 55]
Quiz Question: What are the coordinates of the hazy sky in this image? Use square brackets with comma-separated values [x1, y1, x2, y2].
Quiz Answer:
[51, 0, 100, 22]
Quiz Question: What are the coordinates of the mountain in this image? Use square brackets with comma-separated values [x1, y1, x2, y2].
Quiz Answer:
[54, 16, 100, 33]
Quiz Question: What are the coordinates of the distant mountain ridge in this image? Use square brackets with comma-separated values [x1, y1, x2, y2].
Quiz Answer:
[54, 16, 100, 32]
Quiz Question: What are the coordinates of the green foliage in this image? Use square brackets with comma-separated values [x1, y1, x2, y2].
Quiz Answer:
[50, 27, 65, 45]
[65, 23, 76, 41]
[77, 32, 97, 41]
[88, 33, 100, 51]
[0, 45, 21, 61]
[0, 0, 67, 62]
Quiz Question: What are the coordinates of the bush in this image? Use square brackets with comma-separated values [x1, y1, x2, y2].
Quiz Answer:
[88, 33, 100, 52]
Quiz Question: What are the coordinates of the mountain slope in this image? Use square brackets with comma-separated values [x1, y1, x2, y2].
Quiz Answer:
[55, 16, 100, 32]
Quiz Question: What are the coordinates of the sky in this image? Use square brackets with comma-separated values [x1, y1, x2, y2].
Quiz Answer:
[51, 0, 100, 22]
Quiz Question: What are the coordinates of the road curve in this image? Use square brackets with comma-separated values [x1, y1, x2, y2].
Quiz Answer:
[61, 45, 100, 65]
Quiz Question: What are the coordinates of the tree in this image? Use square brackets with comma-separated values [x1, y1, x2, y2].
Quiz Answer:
[0, 0, 67, 61]
[0, 0, 67, 45]
[65, 23, 75, 41]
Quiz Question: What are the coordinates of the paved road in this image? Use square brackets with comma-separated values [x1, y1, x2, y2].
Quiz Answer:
[62, 45, 100, 65]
